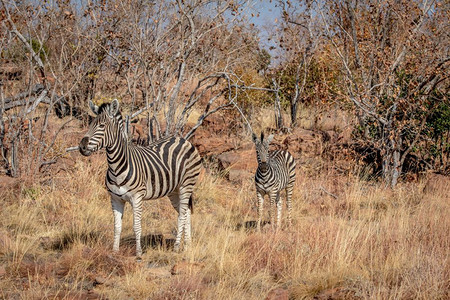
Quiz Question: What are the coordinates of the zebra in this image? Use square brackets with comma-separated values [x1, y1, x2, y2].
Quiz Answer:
[252, 132, 296, 230]
[79, 99, 202, 257]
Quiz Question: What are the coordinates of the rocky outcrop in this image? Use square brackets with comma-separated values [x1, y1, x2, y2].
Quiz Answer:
[192, 125, 354, 183]
[216, 146, 257, 183]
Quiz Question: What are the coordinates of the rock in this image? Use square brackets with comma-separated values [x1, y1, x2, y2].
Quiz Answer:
[217, 151, 239, 169]
[39, 236, 52, 250]
[192, 135, 236, 157]
[292, 129, 325, 155]
[190, 113, 239, 157]
[55, 265, 69, 277]
[86, 290, 103, 300]
[216, 149, 257, 183]
[217, 149, 257, 170]
[266, 288, 289, 300]
[94, 276, 107, 285]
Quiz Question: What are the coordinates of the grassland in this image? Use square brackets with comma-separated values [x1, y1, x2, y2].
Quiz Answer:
[0, 107, 448, 299]
[1, 148, 448, 299]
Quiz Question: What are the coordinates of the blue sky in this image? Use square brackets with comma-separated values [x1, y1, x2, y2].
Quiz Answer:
[248, 1, 283, 61]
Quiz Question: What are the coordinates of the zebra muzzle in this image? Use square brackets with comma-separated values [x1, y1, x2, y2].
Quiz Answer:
[260, 162, 268, 172]
[79, 137, 93, 156]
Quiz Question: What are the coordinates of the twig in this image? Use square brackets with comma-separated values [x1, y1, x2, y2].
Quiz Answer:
[230, 85, 278, 93]
[319, 186, 338, 199]
[39, 160, 57, 168]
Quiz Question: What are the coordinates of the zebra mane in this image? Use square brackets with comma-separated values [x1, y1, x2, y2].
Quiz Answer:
[98, 103, 118, 115]
[96, 102, 123, 121]
[97, 103, 110, 113]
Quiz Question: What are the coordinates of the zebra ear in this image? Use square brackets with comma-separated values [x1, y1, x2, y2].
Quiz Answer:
[89, 100, 99, 115]
[266, 134, 274, 144]
[109, 99, 120, 116]
[260, 132, 264, 141]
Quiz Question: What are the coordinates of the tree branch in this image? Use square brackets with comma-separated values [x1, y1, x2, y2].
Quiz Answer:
[1, 0, 45, 78]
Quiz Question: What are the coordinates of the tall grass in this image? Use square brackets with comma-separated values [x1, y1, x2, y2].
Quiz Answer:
[1, 152, 448, 299]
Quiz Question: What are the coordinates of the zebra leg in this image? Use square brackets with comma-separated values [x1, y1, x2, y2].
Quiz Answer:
[286, 184, 294, 227]
[183, 204, 192, 248]
[131, 196, 144, 258]
[111, 195, 125, 253]
[269, 191, 278, 228]
[275, 192, 282, 229]
[256, 191, 264, 231]
[169, 191, 190, 252]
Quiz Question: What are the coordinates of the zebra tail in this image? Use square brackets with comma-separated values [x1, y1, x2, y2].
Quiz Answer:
[189, 195, 194, 214]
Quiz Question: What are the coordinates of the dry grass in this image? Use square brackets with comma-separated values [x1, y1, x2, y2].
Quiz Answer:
[0, 111, 448, 299]
[1, 160, 448, 300]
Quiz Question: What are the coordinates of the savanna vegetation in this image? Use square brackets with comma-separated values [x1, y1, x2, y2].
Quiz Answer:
[1, 0, 448, 299]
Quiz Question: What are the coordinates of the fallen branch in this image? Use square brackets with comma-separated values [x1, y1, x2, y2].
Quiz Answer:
[3, 84, 45, 104]
[4, 94, 51, 111]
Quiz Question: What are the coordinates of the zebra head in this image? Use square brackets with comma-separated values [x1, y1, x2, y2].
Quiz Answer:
[79, 99, 123, 156]
[252, 132, 274, 172]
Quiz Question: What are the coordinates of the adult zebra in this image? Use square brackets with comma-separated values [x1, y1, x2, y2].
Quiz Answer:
[79, 99, 202, 257]
[252, 132, 296, 230]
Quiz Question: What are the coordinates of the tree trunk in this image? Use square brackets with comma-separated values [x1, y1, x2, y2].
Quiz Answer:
[382, 136, 402, 188]
[166, 61, 186, 136]
[0, 106, 7, 171]
[274, 94, 283, 130]
[272, 79, 283, 129]
[10, 135, 19, 178]
[290, 99, 298, 127]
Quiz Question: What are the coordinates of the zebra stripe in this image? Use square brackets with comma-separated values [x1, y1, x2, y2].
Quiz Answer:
[79, 99, 202, 256]
[252, 132, 296, 230]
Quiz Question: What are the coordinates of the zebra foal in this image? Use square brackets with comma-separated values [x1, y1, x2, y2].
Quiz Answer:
[79, 99, 202, 257]
[252, 132, 296, 230]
